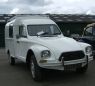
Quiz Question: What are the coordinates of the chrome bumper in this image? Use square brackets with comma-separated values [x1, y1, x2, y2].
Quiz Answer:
[39, 56, 93, 70]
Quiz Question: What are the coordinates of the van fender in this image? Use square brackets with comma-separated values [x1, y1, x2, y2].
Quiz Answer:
[27, 45, 49, 62]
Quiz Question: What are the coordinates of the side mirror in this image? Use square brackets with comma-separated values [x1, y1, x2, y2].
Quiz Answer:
[16, 34, 20, 39]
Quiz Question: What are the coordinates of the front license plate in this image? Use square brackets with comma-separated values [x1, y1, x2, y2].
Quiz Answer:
[64, 63, 82, 70]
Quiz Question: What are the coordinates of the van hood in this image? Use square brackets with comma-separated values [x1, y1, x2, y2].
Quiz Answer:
[30, 36, 82, 53]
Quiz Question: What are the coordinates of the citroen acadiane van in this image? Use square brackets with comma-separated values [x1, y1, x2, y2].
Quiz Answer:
[5, 15, 93, 81]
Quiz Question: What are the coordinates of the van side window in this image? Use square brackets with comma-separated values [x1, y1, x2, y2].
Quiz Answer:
[19, 26, 27, 37]
[9, 26, 13, 38]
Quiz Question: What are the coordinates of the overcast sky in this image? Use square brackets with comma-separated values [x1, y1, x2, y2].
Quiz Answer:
[0, 0, 95, 14]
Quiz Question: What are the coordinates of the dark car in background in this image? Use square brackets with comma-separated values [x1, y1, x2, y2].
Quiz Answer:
[73, 23, 95, 58]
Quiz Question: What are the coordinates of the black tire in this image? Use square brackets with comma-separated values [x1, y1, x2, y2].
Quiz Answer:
[8, 53, 15, 65]
[76, 64, 88, 73]
[30, 55, 42, 81]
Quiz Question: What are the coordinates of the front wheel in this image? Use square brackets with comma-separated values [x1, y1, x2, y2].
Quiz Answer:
[30, 55, 42, 81]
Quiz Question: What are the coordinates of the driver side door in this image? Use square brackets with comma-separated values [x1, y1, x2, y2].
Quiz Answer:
[15, 25, 27, 61]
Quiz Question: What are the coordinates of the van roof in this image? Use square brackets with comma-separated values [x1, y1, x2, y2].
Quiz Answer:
[8, 15, 49, 22]
[7, 15, 56, 25]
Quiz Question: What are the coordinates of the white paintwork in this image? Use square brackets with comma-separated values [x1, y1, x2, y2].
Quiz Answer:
[5, 15, 93, 70]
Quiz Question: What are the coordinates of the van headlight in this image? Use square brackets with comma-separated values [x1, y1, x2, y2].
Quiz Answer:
[85, 46, 92, 54]
[41, 50, 51, 58]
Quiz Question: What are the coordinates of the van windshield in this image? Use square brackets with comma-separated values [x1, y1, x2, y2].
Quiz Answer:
[27, 24, 61, 37]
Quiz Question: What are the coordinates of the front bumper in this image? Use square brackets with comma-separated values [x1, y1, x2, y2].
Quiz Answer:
[39, 56, 93, 70]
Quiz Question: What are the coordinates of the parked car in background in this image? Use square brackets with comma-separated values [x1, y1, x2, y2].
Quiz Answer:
[73, 23, 95, 58]
[5, 15, 93, 81]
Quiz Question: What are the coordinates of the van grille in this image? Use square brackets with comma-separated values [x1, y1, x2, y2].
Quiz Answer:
[59, 51, 85, 61]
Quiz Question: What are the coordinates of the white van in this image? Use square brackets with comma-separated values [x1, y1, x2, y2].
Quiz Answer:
[5, 15, 93, 81]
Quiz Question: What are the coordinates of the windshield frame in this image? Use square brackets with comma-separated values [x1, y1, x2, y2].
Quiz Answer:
[27, 24, 62, 36]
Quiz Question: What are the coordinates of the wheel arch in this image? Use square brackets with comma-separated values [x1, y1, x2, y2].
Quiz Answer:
[26, 49, 37, 65]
